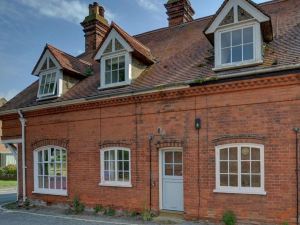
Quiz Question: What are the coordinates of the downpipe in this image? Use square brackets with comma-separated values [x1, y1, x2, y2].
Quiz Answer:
[294, 127, 300, 225]
[18, 110, 26, 202]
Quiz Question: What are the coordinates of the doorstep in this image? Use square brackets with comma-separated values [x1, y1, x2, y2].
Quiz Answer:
[154, 210, 185, 224]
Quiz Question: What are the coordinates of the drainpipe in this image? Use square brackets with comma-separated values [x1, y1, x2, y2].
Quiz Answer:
[294, 127, 300, 225]
[148, 134, 153, 211]
[18, 110, 26, 202]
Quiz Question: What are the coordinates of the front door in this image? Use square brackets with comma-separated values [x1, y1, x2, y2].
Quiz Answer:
[162, 150, 183, 211]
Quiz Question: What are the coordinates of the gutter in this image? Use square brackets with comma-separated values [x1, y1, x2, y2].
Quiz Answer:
[18, 110, 27, 202]
[0, 64, 299, 117]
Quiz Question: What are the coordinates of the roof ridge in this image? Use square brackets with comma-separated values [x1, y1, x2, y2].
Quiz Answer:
[46, 44, 91, 65]
[134, 0, 283, 38]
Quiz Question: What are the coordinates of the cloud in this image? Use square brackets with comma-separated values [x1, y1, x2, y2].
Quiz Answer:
[0, 89, 20, 101]
[18, 0, 115, 24]
[135, 0, 162, 12]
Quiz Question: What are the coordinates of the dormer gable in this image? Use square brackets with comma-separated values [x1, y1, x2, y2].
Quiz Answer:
[94, 22, 154, 89]
[205, 0, 273, 71]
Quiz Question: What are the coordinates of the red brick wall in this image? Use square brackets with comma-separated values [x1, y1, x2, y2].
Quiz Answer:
[2, 75, 300, 224]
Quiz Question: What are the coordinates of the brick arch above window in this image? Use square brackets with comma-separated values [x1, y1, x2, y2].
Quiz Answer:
[99, 140, 132, 149]
[156, 138, 184, 149]
[212, 134, 266, 146]
[31, 139, 69, 150]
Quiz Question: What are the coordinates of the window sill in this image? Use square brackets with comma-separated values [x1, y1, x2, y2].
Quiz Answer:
[213, 60, 263, 72]
[98, 81, 130, 90]
[37, 95, 61, 101]
[213, 188, 266, 196]
[99, 182, 132, 188]
[32, 190, 68, 196]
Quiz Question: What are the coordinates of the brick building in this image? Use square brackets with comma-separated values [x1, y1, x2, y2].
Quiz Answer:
[0, 0, 300, 224]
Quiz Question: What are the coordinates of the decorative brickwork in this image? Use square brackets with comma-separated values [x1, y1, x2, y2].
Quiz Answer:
[99, 140, 132, 149]
[31, 139, 69, 150]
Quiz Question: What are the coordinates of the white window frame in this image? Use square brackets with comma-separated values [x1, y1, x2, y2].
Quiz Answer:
[37, 70, 59, 98]
[99, 147, 132, 188]
[214, 21, 263, 71]
[214, 143, 266, 195]
[33, 146, 67, 196]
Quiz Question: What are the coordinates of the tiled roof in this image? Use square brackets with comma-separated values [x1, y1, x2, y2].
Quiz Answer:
[32, 44, 92, 77]
[1, 0, 300, 112]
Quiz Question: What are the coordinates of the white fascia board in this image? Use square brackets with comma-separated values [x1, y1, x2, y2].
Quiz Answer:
[206, 0, 270, 34]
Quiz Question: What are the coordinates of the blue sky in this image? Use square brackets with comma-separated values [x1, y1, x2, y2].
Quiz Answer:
[0, 0, 269, 100]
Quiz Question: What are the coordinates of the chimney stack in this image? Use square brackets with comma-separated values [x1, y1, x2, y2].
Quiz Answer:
[81, 2, 110, 53]
[165, 0, 195, 27]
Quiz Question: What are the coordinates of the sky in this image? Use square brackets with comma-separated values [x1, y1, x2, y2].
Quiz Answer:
[0, 0, 269, 100]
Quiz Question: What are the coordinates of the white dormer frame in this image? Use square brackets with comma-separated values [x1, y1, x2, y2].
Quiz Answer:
[94, 29, 133, 89]
[205, 0, 270, 71]
[34, 50, 63, 99]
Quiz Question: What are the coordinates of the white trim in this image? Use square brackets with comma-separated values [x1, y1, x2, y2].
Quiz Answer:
[94, 29, 133, 60]
[214, 143, 265, 195]
[33, 145, 68, 196]
[0, 139, 22, 144]
[100, 147, 132, 188]
[158, 147, 183, 211]
[214, 21, 262, 70]
[33, 50, 62, 76]
[205, 0, 270, 34]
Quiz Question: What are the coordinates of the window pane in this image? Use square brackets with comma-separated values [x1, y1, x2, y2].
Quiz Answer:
[62, 177, 67, 190]
[105, 59, 111, 71]
[221, 48, 231, 64]
[243, 44, 253, 61]
[251, 148, 260, 160]
[220, 8, 234, 26]
[241, 175, 250, 187]
[220, 174, 228, 186]
[118, 150, 123, 160]
[115, 39, 124, 51]
[241, 161, 250, 173]
[174, 164, 182, 176]
[56, 149, 61, 162]
[165, 152, 173, 163]
[44, 163, 49, 175]
[118, 161, 123, 171]
[165, 164, 173, 176]
[174, 152, 182, 163]
[232, 29, 242, 46]
[41, 60, 47, 70]
[44, 176, 49, 188]
[56, 163, 61, 176]
[105, 72, 111, 85]
[62, 163, 67, 176]
[251, 161, 260, 173]
[124, 161, 129, 171]
[220, 148, 228, 160]
[56, 177, 61, 189]
[119, 56, 125, 68]
[49, 58, 56, 68]
[229, 175, 238, 187]
[251, 175, 261, 187]
[229, 161, 238, 173]
[44, 150, 49, 162]
[104, 151, 109, 160]
[51, 148, 55, 162]
[118, 171, 124, 181]
[221, 32, 231, 48]
[112, 71, 118, 83]
[49, 163, 55, 176]
[109, 171, 115, 181]
[62, 150, 67, 162]
[110, 161, 115, 171]
[48, 83, 55, 94]
[38, 163, 43, 175]
[238, 6, 253, 22]
[104, 161, 109, 170]
[38, 151, 43, 162]
[38, 176, 43, 188]
[104, 171, 109, 181]
[124, 151, 129, 161]
[112, 57, 118, 70]
[232, 46, 242, 62]
[243, 27, 253, 44]
[229, 147, 237, 160]
[50, 177, 55, 189]
[104, 40, 112, 54]
[220, 161, 228, 173]
[124, 172, 130, 182]
[110, 150, 115, 160]
[119, 69, 125, 82]
[241, 147, 250, 160]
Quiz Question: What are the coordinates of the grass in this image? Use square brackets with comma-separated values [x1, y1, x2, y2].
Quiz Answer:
[0, 180, 17, 189]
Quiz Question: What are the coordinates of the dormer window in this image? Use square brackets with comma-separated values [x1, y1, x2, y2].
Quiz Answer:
[204, 0, 272, 71]
[37, 56, 61, 99]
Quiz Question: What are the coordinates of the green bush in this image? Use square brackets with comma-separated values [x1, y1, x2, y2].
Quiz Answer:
[222, 210, 236, 225]
[72, 196, 85, 214]
[104, 207, 116, 216]
[94, 205, 103, 214]
[3, 164, 17, 175]
[0, 168, 4, 176]
[282, 222, 289, 225]
[141, 208, 154, 221]
[23, 199, 31, 210]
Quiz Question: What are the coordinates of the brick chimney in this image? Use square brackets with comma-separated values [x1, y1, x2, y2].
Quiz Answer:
[164, 0, 195, 27]
[81, 2, 110, 53]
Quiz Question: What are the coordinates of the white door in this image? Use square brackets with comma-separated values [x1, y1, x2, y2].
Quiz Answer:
[162, 150, 183, 211]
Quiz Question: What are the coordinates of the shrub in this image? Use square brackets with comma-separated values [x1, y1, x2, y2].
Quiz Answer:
[0, 168, 4, 176]
[23, 199, 31, 210]
[282, 222, 289, 225]
[72, 196, 85, 214]
[3, 164, 17, 175]
[104, 207, 116, 216]
[94, 205, 103, 214]
[141, 208, 154, 221]
[222, 211, 236, 225]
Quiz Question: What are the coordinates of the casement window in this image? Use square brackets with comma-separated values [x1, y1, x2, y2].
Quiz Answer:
[215, 143, 265, 195]
[37, 57, 60, 99]
[100, 147, 132, 187]
[34, 146, 67, 196]
[215, 22, 262, 70]
[104, 55, 126, 85]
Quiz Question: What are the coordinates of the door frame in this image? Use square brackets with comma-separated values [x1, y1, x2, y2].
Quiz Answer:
[159, 147, 184, 211]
